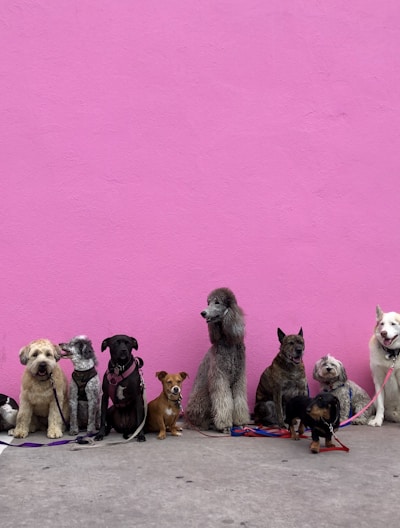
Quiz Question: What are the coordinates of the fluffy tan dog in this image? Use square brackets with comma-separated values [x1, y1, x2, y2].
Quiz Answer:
[10, 338, 69, 439]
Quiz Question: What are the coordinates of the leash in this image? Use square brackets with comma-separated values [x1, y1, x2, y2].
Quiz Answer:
[339, 358, 396, 427]
[71, 370, 148, 450]
[0, 433, 96, 449]
[50, 375, 69, 429]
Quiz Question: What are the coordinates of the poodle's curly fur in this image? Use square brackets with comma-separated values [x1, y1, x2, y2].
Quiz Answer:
[185, 288, 249, 433]
[313, 354, 373, 424]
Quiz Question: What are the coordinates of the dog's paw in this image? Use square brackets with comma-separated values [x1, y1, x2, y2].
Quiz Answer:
[11, 428, 29, 439]
[157, 432, 167, 440]
[137, 433, 146, 442]
[368, 416, 383, 427]
[47, 428, 63, 439]
[310, 441, 320, 454]
[69, 429, 79, 436]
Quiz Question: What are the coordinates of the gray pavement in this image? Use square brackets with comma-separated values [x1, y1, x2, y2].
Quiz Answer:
[1, 422, 399, 528]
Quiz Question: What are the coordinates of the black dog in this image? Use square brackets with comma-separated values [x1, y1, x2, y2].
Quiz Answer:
[95, 335, 146, 442]
[0, 394, 19, 432]
[285, 393, 340, 453]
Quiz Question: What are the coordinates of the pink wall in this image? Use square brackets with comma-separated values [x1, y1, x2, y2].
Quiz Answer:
[1, 1, 399, 409]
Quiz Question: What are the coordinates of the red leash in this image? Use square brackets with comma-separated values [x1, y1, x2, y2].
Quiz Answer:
[340, 362, 395, 427]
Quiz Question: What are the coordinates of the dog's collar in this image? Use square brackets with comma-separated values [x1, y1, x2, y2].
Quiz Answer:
[380, 343, 400, 360]
[107, 358, 136, 387]
[323, 383, 345, 392]
[167, 393, 182, 408]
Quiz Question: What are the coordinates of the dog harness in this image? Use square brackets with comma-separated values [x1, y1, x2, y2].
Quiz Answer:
[72, 367, 98, 401]
[106, 358, 141, 407]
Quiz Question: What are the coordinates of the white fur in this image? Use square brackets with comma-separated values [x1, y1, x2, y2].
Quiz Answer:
[368, 306, 400, 426]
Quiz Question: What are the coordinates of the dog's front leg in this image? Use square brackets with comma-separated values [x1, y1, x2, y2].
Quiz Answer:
[273, 389, 286, 429]
[310, 430, 320, 454]
[231, 375, 250, 426]
[210, 376, 233, 433]
[134, 395, 146, 442]
[368, 373, 385, 426]
[10, 398, 33, 438]
[69, 382, 79, 436]
[95, 392, 109, 441]
[86, 378, 100, 434]
[47, 398, 64, 438]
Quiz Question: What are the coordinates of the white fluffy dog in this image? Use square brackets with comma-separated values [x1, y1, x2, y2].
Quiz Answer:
[9, 338, 69, 438]
[313, 354, 373, 424]
[369, 306, 400, 426]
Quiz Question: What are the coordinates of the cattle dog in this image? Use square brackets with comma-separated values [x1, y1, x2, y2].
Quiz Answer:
[254, 328, 307, 428]
[95, 335, 146, 442]
[286, 393, 340, 453]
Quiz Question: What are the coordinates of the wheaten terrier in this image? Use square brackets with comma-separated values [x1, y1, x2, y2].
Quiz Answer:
[10, 338, 69, 439]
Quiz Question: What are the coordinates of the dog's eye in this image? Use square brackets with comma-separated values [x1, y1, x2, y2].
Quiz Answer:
[46, 352, 52, 358]
[32, 352, 38, 358]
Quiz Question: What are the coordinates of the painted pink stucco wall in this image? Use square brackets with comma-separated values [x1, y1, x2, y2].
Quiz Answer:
[1, 1, 399, 410]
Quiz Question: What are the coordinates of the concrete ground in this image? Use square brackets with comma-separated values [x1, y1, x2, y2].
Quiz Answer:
[1, 422, 399, 528]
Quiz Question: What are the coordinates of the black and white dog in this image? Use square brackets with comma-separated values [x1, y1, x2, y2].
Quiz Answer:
[0, 394, 19, 432]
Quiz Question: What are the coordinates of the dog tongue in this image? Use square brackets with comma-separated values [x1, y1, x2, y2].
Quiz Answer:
[384, 338, 393, 346]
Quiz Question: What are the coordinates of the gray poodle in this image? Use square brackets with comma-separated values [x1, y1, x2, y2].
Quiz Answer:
[185, 287, 249, 433]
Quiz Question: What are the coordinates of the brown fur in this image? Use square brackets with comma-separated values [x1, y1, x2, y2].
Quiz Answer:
[254, 328, 307, 428]
[10, 339, 69, 439]
[146, 371, 188, 440]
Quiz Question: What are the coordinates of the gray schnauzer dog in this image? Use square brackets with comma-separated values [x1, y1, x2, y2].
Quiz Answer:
[60, 335, 101, 435]
[185, 287, 250, 433]
[313, 354, 373, 424]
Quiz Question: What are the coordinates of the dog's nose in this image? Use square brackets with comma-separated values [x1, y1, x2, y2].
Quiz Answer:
[172, 386, 180, 394]
[201, 311, 207, 318]
[381, 331, 388, 338]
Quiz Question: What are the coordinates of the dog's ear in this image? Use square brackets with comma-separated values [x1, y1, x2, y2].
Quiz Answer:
[101, 338, 110, 352]
[19, 345, 30, 365]
[53, 344, 62, 362]
[312, 360, 320, 381]
[135, 357, 144, 368]
[129, 337, 138, 350]
[179, 372, 189, 380]
[376, 305, 383, 320]
[337, 360, 347, 383]
[156, 371, 167, 380]
[298, 327, 303, 337]
[277, 328, 286, 343]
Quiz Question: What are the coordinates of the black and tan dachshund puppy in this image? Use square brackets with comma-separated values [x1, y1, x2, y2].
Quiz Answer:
[286, 393, 340, 453]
